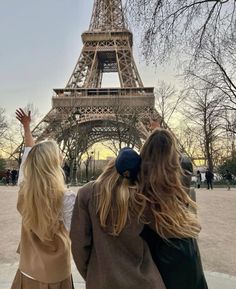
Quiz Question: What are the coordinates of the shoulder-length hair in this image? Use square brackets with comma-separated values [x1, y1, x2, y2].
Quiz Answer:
[140, 128, 200, 239]
[21, 140, 65, 241]
[94, 159, 146, 236]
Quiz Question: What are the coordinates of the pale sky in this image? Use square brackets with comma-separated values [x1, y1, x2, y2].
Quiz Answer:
[0, 0, 176, 121]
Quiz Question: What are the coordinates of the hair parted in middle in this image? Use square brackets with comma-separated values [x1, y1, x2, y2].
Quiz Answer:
[94, 158, 147, 236]
[139, 128, 201, 239]
[20, 140, 66, 241]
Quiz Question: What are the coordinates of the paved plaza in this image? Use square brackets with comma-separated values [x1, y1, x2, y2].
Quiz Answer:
[0, 186, 236, 288]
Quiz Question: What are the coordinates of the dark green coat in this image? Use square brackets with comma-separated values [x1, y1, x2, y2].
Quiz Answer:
[141, 226, 208, 289]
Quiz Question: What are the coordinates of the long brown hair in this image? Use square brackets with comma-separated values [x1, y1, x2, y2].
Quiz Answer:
[95, 159, 146, 236]
[140, 128, 200, 239]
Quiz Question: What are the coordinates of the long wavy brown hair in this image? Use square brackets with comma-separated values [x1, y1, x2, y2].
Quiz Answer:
[140, 128, 200, 239]
[95, 159, 147, 236]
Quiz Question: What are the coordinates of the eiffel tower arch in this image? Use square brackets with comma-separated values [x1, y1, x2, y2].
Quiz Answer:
[12, 0, 161, 168]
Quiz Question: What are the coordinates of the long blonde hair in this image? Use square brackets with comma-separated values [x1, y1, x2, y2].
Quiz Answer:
[140, 128, 200, 239]
[21, 140, 65, 241]
[95, 159, 146, 236]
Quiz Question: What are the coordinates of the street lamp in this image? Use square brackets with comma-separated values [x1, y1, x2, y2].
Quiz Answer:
[71, 109, 81, 186]
[90, 151, 95, 178]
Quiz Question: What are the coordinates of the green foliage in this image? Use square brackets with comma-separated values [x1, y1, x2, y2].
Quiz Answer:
[218, 156, 236, 177]
[0, 158, 6, 171]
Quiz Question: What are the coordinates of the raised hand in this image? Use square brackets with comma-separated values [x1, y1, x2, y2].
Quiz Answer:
[15, 108, 34, 147]
[16, 108, 31, 127]
[148, 118, 160, 131]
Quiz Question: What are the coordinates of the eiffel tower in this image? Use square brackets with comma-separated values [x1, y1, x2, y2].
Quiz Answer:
[13, 0, 160, 165]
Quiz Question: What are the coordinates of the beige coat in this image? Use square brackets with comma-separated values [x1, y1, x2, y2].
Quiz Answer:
[70, 182, 166, 289]
[17, 189, 71, 283]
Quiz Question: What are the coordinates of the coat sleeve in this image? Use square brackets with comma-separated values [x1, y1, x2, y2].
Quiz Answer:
[70, 187, 93, 280]
[62, 191, 76, 231]
[17, 147, 32, 186]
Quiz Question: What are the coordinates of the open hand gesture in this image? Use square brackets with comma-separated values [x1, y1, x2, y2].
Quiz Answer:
[148, 118, 160, 131]
[16, 108, 31, 127]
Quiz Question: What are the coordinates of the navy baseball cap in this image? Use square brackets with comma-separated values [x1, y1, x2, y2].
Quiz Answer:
[115, 147, 141, 180]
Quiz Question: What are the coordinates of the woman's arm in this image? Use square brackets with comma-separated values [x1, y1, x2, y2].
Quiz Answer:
[62, 191, 76, 231]
[16, 108, 34, 185]
[16, 108, 34, 147]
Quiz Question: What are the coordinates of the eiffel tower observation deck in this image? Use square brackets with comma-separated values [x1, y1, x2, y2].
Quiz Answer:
[11, 0, 158, 163]
[52, 0, 155, 113]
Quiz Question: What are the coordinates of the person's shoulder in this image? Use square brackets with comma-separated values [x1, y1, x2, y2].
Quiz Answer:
[64, 189, 76, 197]
[77, 181, 95, 206]
[63, 190, 76, 204]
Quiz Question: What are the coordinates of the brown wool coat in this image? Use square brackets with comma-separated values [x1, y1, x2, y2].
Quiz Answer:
[70, 182, 166, 289]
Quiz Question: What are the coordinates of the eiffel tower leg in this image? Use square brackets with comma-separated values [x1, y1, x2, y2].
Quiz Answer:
[116, 45, 144, 88]
[66, 49, 96, 89]
[83, 50, 101, 88]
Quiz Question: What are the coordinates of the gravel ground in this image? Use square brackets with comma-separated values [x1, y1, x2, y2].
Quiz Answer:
[0, 186, 235, 276]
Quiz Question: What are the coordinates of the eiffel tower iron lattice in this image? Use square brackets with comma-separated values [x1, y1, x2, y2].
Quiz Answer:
[11, 0, 164, 165]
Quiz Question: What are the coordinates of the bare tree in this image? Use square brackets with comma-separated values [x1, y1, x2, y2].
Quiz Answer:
[0, 108, 8, 145]
[101, 104, 143, 155]
[175, 125, 202, 160]
[0, 110, 22, 161]
[186, 33, 236, 112]
[183, 86, 224, 171]
[222, 109, 236, 136]
[155, 81, 183, 127]
[126, 0, 236, 64]
[83, 151, 93, 182]
[52, 113, 90, 183]
[220, 110, 236, 158]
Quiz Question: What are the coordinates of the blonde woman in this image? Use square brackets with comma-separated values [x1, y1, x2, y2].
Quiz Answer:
[140, 128, 208, 289]
[70, 148, 166, 289]
[11, 108, 75, 289]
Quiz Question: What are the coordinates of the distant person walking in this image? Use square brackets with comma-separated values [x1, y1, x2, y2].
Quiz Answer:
[196, 170, 202, 189]
[11, 169, 18, 185]
[224, 170, 233, 191]
[63, 162, 70, 184]
[205, 168, 214, 190]
[6, 169, 11, 185]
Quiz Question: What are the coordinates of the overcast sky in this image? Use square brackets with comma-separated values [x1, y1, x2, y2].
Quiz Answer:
[0, 0, 175, 121]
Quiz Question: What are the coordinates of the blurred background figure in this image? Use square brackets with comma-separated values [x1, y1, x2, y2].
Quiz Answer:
[180, 154, 196, 202]
[6, 169, 11, 186]
[11, 169, 18, 186]
[196, 170, 202, 189]
[224, 169, 233, 191]
[205, 169, 214, 190]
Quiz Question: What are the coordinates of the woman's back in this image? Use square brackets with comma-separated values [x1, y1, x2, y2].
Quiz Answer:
[139, 128, 207, 289]
[11, 108, 74, 289]
[70, 182, 166, 289]
[15, 144, 75, 283]
[17, 187, 72, 283]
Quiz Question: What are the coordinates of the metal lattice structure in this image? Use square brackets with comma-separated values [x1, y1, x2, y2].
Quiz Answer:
[66, 0, 143, 89]
[12, 0, 161, 162]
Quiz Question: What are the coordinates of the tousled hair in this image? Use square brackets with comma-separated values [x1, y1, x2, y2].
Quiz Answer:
[140, 128, 200, 239]
[21, 140, 65, 241]
[94, 159, 147, 236]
